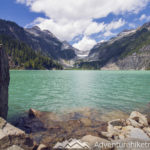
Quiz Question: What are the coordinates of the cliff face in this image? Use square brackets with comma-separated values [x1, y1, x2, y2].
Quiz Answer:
[0, 45, 10, 119]
[101, 45, 150, 70]
[79, 23, 150, 70]
[116, 45, 150, 70]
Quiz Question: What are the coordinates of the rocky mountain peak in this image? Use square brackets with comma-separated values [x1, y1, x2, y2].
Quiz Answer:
[43, 29, 57, 38]
[61, 41, 75, 50]
[31, 26, 41, 31]
[117, 29, 136, 37]
[141, 22, 150, 30]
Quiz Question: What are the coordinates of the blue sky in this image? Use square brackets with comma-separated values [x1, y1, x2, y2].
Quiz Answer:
[0, 0, 45, 26]
[0, 0, 150, 51]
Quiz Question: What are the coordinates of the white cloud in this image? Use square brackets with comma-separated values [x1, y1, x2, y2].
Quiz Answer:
[106, 19, 126, 31]
[17, 0, 149, 20]
[72, 19, 125, 50]
[140, 14, 147, 20]
[16, 0, 150, 50]
[129, 23, 136, 28]
[32, 17, 91, 41]
[84, 19, 125, 36]
[73, 36, 96, 51]
[32, 18, 125, 41]
[139, 14, 150, 21]
[99, 40, 106, 43]
[103, 31, 116, 37]
[84, 22, 105, 36]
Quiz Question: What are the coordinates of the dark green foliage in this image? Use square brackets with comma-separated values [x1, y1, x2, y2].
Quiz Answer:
[60, 49, 76, 60]
[76, 61, 102, 70]
[0, 34, 63, 70]
[0, 19, 77, 61]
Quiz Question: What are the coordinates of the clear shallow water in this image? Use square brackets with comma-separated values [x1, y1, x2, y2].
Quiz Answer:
[8, 70, 150, 120]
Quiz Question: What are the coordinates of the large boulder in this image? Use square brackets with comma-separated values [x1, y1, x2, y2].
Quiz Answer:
[126, 128, 149, 140]
[6, 145, 24, 150]
[101, 112, 150, 141]
[113, 138, 150, 150]
[81, 135, 112, 150]
[0, 117, 35, 150]
[0, 45, 10, 119]
[126, 111, 148, 128]
[37, 144, 47, 150]
[101, 119, 127, 140]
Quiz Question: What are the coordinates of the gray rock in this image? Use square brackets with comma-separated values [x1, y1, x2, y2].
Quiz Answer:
[0, 45, 10, 119]
[126, 128, 150, 140]
[143, 127, 150, 137]
[0, 117, 7, 128]
[113, 138, 150, 150]
[81, 135, 112, 150]
[6, 145, 24, 150]
[0, 117, 35, 150]
[126, 118, 142, 128]
[127, 111, 148, 127]
[37, 144, 47, 150]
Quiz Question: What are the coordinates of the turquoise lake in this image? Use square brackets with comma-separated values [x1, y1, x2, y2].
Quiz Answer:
[8, 70, 150, 120]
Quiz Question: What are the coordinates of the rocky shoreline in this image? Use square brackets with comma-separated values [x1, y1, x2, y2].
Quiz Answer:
[1, 109, 150, 150]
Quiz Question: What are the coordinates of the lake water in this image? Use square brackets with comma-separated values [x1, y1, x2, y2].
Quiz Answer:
[8, 70, 150, 120]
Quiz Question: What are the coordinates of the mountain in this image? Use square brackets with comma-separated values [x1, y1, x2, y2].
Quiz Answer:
[0, 35, 63, 70]
[0, 19, 81, 69]
[77, 23, 150, 70]
[25, 26, 77, 60]
[0, 19, 78, 67]
[2, 19, 150, 70]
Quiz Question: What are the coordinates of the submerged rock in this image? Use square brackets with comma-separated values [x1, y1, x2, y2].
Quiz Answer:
[29, 108, 61, 122]
[100, 110, 129, 122]
[80, 118, 92, 127]
[14, 109, 150, 149]
[14, 108, 107, 148]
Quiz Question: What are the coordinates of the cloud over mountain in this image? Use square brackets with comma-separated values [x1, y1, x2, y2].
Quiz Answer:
[16, 0, 150, 50]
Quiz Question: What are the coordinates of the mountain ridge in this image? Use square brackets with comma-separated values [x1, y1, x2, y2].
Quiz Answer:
[0, 19, 78, 61]
[1, 19, 150, 70]
[0, 19, 81, 69]
[77, 22, 150, 70]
